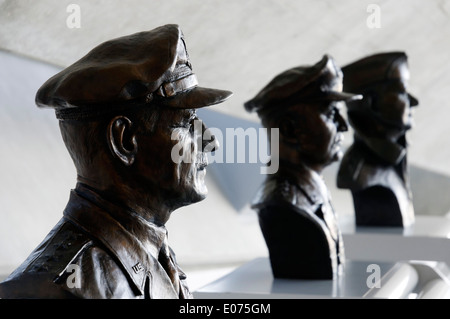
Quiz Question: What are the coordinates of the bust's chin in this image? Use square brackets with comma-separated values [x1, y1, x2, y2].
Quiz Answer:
[193, 169, 208, 199]
[191, 185, 208, 203]
[334, 150, 344, 162]
[178, 182, 208, 207]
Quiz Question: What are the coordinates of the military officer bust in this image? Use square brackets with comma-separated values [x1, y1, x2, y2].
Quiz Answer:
[0, 24, 232, 299]
[245, 55, 361, 279]
[337, 52, 418, 228]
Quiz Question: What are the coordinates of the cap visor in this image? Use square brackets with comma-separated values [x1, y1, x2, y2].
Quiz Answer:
[162, 87, 233, 109]
[319, 91, 363, 102]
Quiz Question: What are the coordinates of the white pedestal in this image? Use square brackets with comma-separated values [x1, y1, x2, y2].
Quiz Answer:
[194, 257, 450, 299]
[340, 215, 450, 264]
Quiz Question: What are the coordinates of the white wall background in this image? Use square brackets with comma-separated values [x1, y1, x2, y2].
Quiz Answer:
[1, 0, 450, 279]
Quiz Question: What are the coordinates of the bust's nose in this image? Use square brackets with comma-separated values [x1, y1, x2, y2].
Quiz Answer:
[336, 112, 348, 132]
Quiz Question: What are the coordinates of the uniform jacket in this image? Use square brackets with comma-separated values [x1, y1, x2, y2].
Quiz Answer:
[252, 166, 345, 278]
[0, 184, 192, 299]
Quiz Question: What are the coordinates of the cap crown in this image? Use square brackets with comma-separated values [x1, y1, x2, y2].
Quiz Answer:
[342, 52, 408, 93]
[245, 55, 359, 113]
[35, 24, 232, 120]
[36, 24, 185, 109]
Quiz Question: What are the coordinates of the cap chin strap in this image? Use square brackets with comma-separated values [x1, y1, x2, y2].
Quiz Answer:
[156, 74, 198, 97]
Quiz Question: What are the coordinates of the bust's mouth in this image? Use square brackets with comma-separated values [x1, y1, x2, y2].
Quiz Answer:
[197, 154, 209, 171]
[334, 133, 344, 147]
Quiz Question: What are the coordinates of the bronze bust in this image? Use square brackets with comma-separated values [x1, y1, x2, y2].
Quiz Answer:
[0, 24, 232, 299]
[337, 52, 418, 227]
[245, 55, 361, 279]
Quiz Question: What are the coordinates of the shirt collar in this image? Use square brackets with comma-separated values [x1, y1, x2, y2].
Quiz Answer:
[75, 183, 167, 259]
[252, 163, 329, 213]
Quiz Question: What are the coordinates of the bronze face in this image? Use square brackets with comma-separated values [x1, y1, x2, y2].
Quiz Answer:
[133, 108, 217, 206]
[279, 101, 348, 170]
[370, 70, 418, 132]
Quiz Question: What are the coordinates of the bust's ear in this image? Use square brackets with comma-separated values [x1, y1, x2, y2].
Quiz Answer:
[107, 116, 137, 166]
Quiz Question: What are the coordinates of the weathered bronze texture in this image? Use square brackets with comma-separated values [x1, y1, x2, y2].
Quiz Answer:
[0, 24, 232, 299]
[245, 55, 361, 279]
[337, 52, 418, 228]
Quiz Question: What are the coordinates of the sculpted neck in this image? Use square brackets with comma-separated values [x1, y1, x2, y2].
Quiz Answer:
[278, 143, 327, 175]
[353, 132, 407, 166]
[76, 176, 173, 226]
[277, 159, 322, 184]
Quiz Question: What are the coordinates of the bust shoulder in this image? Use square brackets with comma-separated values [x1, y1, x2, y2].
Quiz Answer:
[251, 175, 321, 216]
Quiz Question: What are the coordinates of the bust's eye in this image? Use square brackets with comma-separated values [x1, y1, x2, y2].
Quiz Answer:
[177, 114, 197, 130]
[326, 107, 337, 119]
[185, 117, 200, 134]
[182, 122, 191, 129]
[170, 121, 190, 129]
